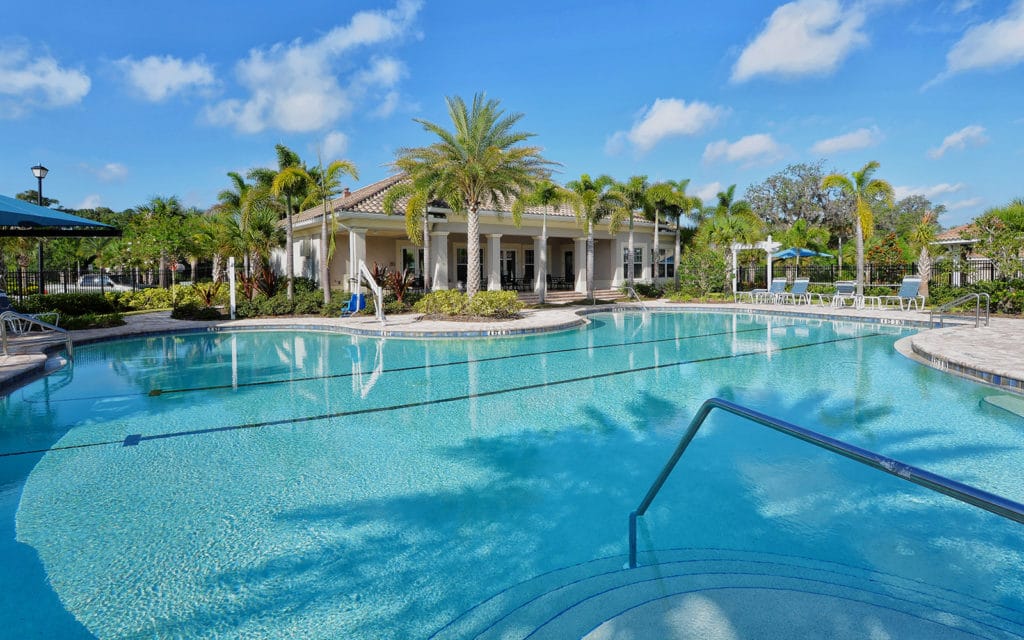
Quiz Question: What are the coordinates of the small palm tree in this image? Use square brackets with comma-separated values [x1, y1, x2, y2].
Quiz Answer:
[567, 174, 625, 300]
[908, 212, 938, 299]
[649, 179, 702, 288]
[822, 161, 894, 295]
[307, 157, 359, 304]
[382, 176, 437, 290]
[698, 203, 764, 293]
[512, 180, 571, 303]
[392, 93, 554, 296]
[611, 176, 652, 287]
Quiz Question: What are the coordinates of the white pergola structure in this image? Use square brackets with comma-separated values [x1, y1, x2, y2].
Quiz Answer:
[730, 235, 782, 294]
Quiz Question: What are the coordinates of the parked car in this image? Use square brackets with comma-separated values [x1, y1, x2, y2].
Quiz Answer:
[76, 274, 132, 292]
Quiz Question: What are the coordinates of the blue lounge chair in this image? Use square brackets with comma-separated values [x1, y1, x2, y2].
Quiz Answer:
[776, 278, 810, 304]
[737, 277, 787, 304]
[872, 277, 925, 310]
[342, 293, 366, 316]
[826, 281, 857, 308]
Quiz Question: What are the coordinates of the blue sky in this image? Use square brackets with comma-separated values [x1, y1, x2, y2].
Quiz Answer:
[2, 0, 1022, 227]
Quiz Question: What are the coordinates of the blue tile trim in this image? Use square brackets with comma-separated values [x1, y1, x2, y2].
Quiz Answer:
[910, 342, 1024, 396]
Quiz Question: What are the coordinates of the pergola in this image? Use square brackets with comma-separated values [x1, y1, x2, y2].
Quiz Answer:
[730, 235, 782, 295]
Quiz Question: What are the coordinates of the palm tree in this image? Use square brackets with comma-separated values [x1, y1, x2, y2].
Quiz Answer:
[908, 212, 938, 299]
[822, 161, 894, 295]
[307, 157, 359, 304]
[611, 176, 652, 286]
[649, 179, 702, 288]
[382, 176, 438, 291]
[512, 180, 571, 303]
[698, 205, 764, 293]
[392, 93, 554, 296]
[249, 144, 309, 300]
[567, 174, 625, 300]
[780, 219, 830, 276]
[212, 171, 256, 277]
[135, 196, 186, 288]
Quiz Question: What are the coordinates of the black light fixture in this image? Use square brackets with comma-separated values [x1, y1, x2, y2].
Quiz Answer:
[31, 164, 49, 292]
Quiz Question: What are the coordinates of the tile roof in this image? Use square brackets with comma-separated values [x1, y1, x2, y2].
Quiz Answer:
[934, 223, 977, 243]
[291, 174, 578, 225]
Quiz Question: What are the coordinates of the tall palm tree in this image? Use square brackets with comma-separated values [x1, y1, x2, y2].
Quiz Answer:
[307, 157, 359, 304]
[649, 179, 702, 288]
[392, 93, 554, 296]
[780, 219, 830, 276]
[249, 144, 309, 300]
[212, 171, 256, 277]
[611, 175, 652, 286]
[513, 180, 571, 303]
[567, 174, 624, 300]
[822, 161, 894, 295]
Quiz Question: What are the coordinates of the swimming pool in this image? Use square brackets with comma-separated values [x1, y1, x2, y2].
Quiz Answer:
[1, 311, 1022, 638]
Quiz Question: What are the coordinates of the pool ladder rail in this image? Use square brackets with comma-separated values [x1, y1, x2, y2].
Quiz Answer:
[628, 397, 1024, 569]
[929, 292, 990, 328]
[0, 310, 74, 360]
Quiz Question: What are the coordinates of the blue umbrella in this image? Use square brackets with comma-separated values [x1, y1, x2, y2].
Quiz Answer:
[773, 247, 832, 259]
[0, 194, 119, 237]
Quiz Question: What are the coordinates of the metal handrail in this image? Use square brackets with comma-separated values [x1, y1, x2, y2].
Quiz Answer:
[625, 286, 649, 311]
[628, 397, 1024, 569]
[0, 310, 74, 360]
[929, 292, 990, 328]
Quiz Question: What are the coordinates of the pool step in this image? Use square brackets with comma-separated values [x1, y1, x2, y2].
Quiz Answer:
[430, 549, 1024, 639]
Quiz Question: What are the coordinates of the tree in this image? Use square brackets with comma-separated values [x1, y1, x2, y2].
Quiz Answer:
[392, 93, 554, 296]
[698, 198, 764, 293]
[908, 212, 939, 299]
[972, 200, 1024, 279]
[821, 161, 894, 295]
[512, 180, 571, 303]
[307, 157, 359, 303]
[611, 175, 652, 286]
[132, 196, 189, 288]
[779, 219, 830, 276]
[15, 190, 59, 208]
[567, 174, 624, 300]
[879, 194, 947, 239]
[649, 179, 702, 289]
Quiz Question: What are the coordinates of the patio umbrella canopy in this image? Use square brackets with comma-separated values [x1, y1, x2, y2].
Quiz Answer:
[773, 247, 832, 260]
[0, 194, 120, 237]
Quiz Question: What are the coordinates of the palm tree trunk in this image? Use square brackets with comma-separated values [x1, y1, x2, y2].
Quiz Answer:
[653, 212, 659, 283]
[467, 206, 481, 296]
[855, 219, 865, 296]
[586, 221, 595, 300]
[674, 221, 681, 289]
[159, 251, 168, 288]
[422, 215, 431, 291]
[285, 194, 294, 300]
[918, 246, 931, 300]
[627, 214, 635, 285]
[212, 253, 224, 283]
[320, 200, 331, 304]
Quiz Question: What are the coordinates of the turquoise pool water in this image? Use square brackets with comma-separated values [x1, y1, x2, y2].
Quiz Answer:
[1, 311, 1022, 638]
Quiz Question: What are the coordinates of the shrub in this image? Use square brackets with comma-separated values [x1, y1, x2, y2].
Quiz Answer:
[630, 282, 664, 298]
[677, 248, 727, 295]
[291, 277, 319, 294]
[115, 285, 202, 311]
[291, 290, 323, 315]
[414, 290, 468, 315]
[465, 291, 523, 318]
[15, 293, 117, 316]
[171, 303, 223, 321]
[60, 312, 125, 330]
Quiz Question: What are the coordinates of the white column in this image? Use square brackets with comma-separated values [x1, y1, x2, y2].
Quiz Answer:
[430, 231, 449, 290]
[487, 234, 502, 291]
[533, 235, 547, 298]
[574, 236, 587, 293]
[766, 234, 774, 284]
[731, 246, 739, 295]
[348, 228, 367, 293]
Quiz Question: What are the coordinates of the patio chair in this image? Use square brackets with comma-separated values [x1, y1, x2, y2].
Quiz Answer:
[776, 278, 811, 304]
[872, 277, 925, 311]
[341, 293, 366, 316]
[817, 281, 858, 308]
[737, 277, 786, 304]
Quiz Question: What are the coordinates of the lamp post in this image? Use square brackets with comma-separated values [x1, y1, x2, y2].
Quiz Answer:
[31, 164, 48, 294]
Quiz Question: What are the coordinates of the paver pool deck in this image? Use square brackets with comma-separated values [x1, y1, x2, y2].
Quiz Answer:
[2, 301, 1022, 395]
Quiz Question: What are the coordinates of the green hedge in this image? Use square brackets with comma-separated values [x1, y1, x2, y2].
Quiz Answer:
[15, 293, 118, 316]
[929, 280, 1023, 315]
[414, 290, 523, 318]
[59, 313, 125, 330]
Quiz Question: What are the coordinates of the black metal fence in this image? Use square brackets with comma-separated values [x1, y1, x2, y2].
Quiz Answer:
[1, 265, 214, 299]
[733, 260, 1022, 291]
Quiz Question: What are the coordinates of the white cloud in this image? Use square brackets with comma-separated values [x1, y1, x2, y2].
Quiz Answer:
[205, 0, 420, 133]
[607, 98, 726, 154]
[703, 134, 785, 166]
[946, 196, 984, 210]
[117, 55, 215, 102]
[322, 131, 349, 158]
[928, 124, 988, 158]
[810, 126, 882, 155]
[732, 0, 868, 82]
[893, 182, 965, 201]
[0, 42, 90, 117]
[944, 0, 1024, 74]
[81, 162, 129, 182]
[950, 0, 978, 13]
[694, 182, 723, 203]
[76, 194, 102, 209]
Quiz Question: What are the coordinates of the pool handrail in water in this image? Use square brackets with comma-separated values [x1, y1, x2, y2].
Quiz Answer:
[628, 397, 1024, 569]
